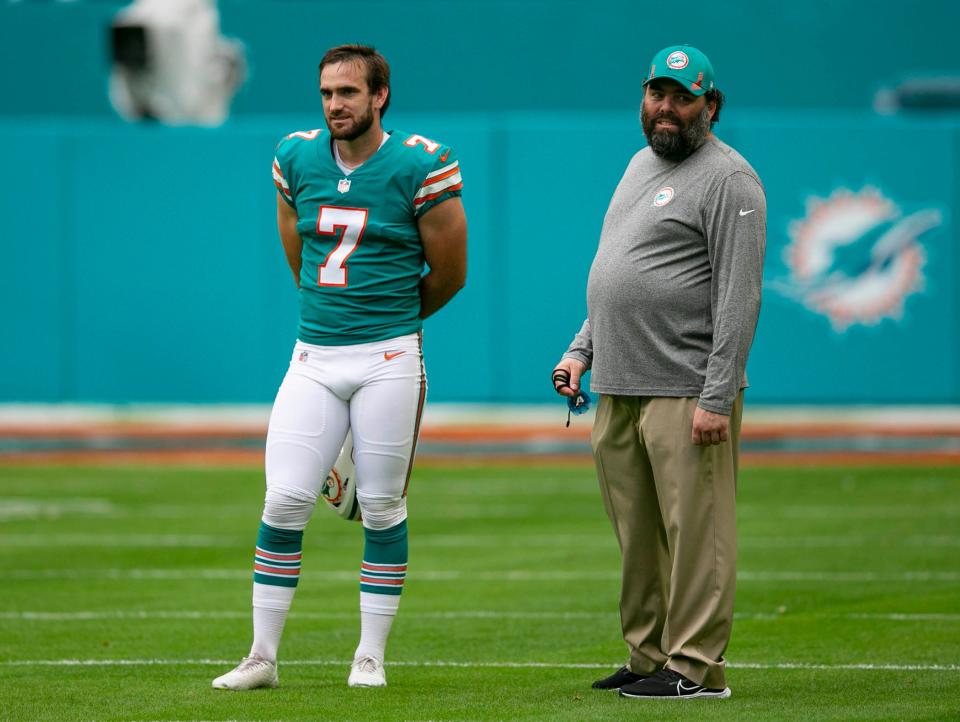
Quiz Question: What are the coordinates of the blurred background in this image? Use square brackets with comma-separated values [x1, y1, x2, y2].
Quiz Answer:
[1, 0, 959, 457]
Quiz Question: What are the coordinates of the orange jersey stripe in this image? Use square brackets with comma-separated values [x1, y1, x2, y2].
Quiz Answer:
[420, 165, 459, 187]
[414, 182, 463, 206]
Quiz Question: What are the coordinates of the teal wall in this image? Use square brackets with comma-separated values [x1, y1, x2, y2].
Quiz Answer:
[2, 112, 958, 404]
[1, 1, 959, 404]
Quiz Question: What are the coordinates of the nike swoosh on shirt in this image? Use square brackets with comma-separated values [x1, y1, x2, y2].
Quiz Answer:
[384, 351, 406, 361]
[739, 209, 756, 216]
[439, 149, 451, 162]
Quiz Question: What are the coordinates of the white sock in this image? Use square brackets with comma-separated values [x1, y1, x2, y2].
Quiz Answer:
[354, 591, 400, 662]
[250, 582, 296, 662]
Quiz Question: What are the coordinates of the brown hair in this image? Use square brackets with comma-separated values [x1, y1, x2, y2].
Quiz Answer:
[704, 88, 724, 126]
[318, 44, 391, 117]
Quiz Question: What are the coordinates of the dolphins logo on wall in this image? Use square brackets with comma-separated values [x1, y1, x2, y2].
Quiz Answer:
[779, 187, 942, 331]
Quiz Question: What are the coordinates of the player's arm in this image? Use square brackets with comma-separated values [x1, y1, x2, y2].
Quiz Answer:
[417, 197, 467, 319]
[276, 192, 302, 288]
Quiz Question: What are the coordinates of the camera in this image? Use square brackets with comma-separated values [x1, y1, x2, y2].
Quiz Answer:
[109, 0, 246, 126]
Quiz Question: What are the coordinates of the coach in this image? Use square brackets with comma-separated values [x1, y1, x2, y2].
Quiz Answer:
[552, 45, 766, 700]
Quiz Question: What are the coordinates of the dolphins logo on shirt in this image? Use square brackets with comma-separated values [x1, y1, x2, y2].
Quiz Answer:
[653, 187, 675, 207]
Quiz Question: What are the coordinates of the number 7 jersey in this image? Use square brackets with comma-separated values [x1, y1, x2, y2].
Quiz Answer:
[272, 129, 463, 345]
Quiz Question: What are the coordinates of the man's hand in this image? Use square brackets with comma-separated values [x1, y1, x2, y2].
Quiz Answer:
[552, 358, 587, 398]
[692, 407, 730, 445]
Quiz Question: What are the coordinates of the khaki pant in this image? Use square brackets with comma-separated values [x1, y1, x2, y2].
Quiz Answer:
[591, 393, 743, 689]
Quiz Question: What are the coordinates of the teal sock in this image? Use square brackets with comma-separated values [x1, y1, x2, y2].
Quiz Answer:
[359, 519, 408, 596]
[254, 521, 303, 588]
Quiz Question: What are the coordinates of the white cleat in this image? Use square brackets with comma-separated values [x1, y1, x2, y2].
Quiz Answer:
[348, 655, 386, 688]
[212, 654, 279, 690]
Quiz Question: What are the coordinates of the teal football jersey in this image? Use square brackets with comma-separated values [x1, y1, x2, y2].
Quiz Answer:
[272, 129, 463, 345]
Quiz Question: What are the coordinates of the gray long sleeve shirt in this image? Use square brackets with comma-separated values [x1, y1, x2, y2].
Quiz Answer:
[563, 135, 765, 415]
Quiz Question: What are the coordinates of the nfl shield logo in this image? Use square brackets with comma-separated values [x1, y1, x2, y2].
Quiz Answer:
[298, 351, 309, 362]
[338, 178, 351, 194]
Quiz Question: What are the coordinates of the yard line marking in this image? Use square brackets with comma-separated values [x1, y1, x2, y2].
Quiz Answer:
[727, 662, 960, 672]
[846, 613, 960, 621]
[739, 534, 960, 548]
[0, 533, 615, 549]
[736, 571, 960, 582]
[774, 504, 960, 519]
[2, 532, 958, 549]
[2, 659, 958, 672]
[4, 610, 957, 623]
[2, 532, 959, 549]
[0, 610, 612, 621]
[0, 498, 114, 521]
[0, 611, 252, 621]
[10, 569, 960, 582]
[408, 534, 614, 548]
[0, 534, 233, 548]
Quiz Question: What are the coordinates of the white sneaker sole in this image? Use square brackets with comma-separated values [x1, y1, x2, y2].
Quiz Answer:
[620, 687, 731, 700]
[348, 675, 386, 688]
[212, 679, 279, 691]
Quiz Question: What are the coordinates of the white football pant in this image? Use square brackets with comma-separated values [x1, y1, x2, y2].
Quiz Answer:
[262, 332, 426, 531]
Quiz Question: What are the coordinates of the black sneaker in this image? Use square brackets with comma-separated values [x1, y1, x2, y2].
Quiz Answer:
[591, 666, 648, 690]
[618, 667, 731, 699]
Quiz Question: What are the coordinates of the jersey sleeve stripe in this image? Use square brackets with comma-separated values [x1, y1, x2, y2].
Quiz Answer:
[272, 160, 290, 189]
[413, 181, 464, 206]
[423, 160, 459, 183]
[272, 159, 293, 200]
[420, 165, 460, 187]
[414, 174, 463, 203]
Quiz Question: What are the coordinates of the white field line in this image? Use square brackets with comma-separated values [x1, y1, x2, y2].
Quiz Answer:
[0, 610, 608, 622]
[0, 499, 115, 521]
[1, 533, 959, 549]
[1, 658, 958, 672]
[735, 570, 960, 582]
[0, 533, 615, 549]
[774, 505, 960, 519]
[2, 610, 957, 622]
[9, 569, 960, 582]
[0, 534, 235, 548]
[846, 613, 960, 621]
[7, 497, 960, 523]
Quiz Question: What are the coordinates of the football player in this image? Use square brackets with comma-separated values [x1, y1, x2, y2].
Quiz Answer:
[213, 44, 466, 691]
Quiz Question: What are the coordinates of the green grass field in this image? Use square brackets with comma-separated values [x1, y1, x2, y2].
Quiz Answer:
[2, 462, 959, 721]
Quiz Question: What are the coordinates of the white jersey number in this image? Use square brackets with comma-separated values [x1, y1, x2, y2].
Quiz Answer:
[403, 134, 440, 154]
[316, 206, 368, 287]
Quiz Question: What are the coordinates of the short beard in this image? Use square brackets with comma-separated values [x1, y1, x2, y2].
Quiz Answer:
[327, 102, 375, 141]
[641, 105, 712, 161]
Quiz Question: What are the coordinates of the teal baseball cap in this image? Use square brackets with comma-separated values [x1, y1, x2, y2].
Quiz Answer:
[643, 45, 715, 96]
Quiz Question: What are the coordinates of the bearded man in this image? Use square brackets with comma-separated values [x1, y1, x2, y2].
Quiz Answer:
[552, 45, 766, 700]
